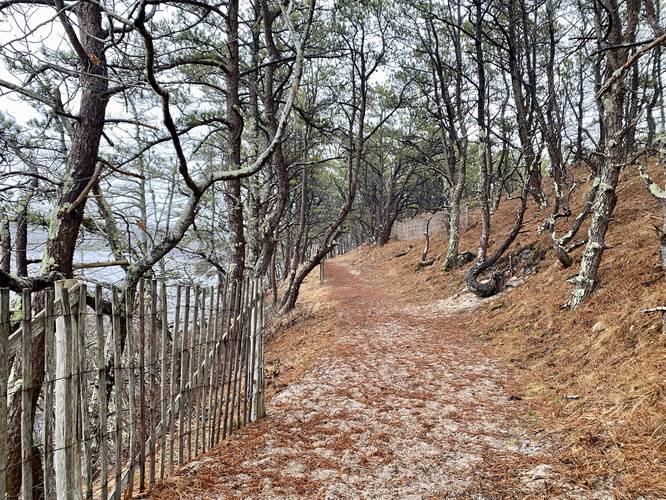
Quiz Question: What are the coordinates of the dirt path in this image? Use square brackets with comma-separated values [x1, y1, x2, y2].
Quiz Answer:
[152, 262, 601, 499]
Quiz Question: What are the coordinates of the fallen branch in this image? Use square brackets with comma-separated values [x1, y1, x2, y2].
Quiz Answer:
[463, 220, 479, 233]
[640, 274, 664, 287]
[641, 306, 666, 334]
[394, 245, 412, 258]
[640, 306, 666, 313]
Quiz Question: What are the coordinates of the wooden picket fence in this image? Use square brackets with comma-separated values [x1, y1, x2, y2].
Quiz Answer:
[0, 276, 265, 500]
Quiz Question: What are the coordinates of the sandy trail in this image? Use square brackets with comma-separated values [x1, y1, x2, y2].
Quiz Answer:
[152, 262, 600, 499]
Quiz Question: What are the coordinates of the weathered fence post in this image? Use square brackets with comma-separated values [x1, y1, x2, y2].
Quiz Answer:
[178, 285, 191, 464]
[168, 285, 182, 474]
[43, 289, 55, 499]
[137, 278, 146, 490]
[111, 286, 123, 500]
[77, 284, 94, 500]
[159, 281, 168, 479]
[207, 280, 224, 449]
[187, 285, 198, 460]
[71, 285, 84, 496]
[203, 285, 216, 450]
[221, 280, 236, 440]
[230, 282, 244, 431]
[238, 278, 251, 426]
[95, 285, 108, 500]
[225, 281, 242, 437]
[0, 289, 9, 500]
[149, 280, 158, 484]
[243, 280, 256, 424]
[255, 285, 266, 420]
[250, 281, 263, 422]
[0, 275, 270, 500]
[21, 290, 32, 500]
[125, 286, 138, 496]
[197, 286, 208, 454]
[54, 280, 83, 500]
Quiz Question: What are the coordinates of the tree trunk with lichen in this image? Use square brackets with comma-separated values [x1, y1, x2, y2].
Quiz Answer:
[569, 0, 635, 309]
[225, 0, 246, 289]
[0, 208, 10, 273]
[6, 3, 109, 496]
[569, 163, 621, 308]
[42, 20, 108, 277]
[443, 183, 464, 271]
[551, 176, 600, 268]
[466, 188, 529, 297]
[646, 47, 662, 146]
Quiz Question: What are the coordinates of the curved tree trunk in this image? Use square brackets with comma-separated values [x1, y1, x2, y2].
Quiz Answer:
[569, 162, 621, 308]
[465, 189, 529, 298]
[551, 176, 599, 268]
[646, 46, 661, 146]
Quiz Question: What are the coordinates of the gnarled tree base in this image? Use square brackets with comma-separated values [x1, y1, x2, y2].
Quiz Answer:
[465, 265, 506, 298]
[443, 251, 475, 271]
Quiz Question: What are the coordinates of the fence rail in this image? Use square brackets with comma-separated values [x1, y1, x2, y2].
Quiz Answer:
[0, 276, 265, 499]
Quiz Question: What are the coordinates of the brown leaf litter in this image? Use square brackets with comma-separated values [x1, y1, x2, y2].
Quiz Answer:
[151, 261, 610, 499]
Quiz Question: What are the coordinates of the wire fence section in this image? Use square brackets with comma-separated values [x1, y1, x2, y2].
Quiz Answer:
[0, 276, 266, 500]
